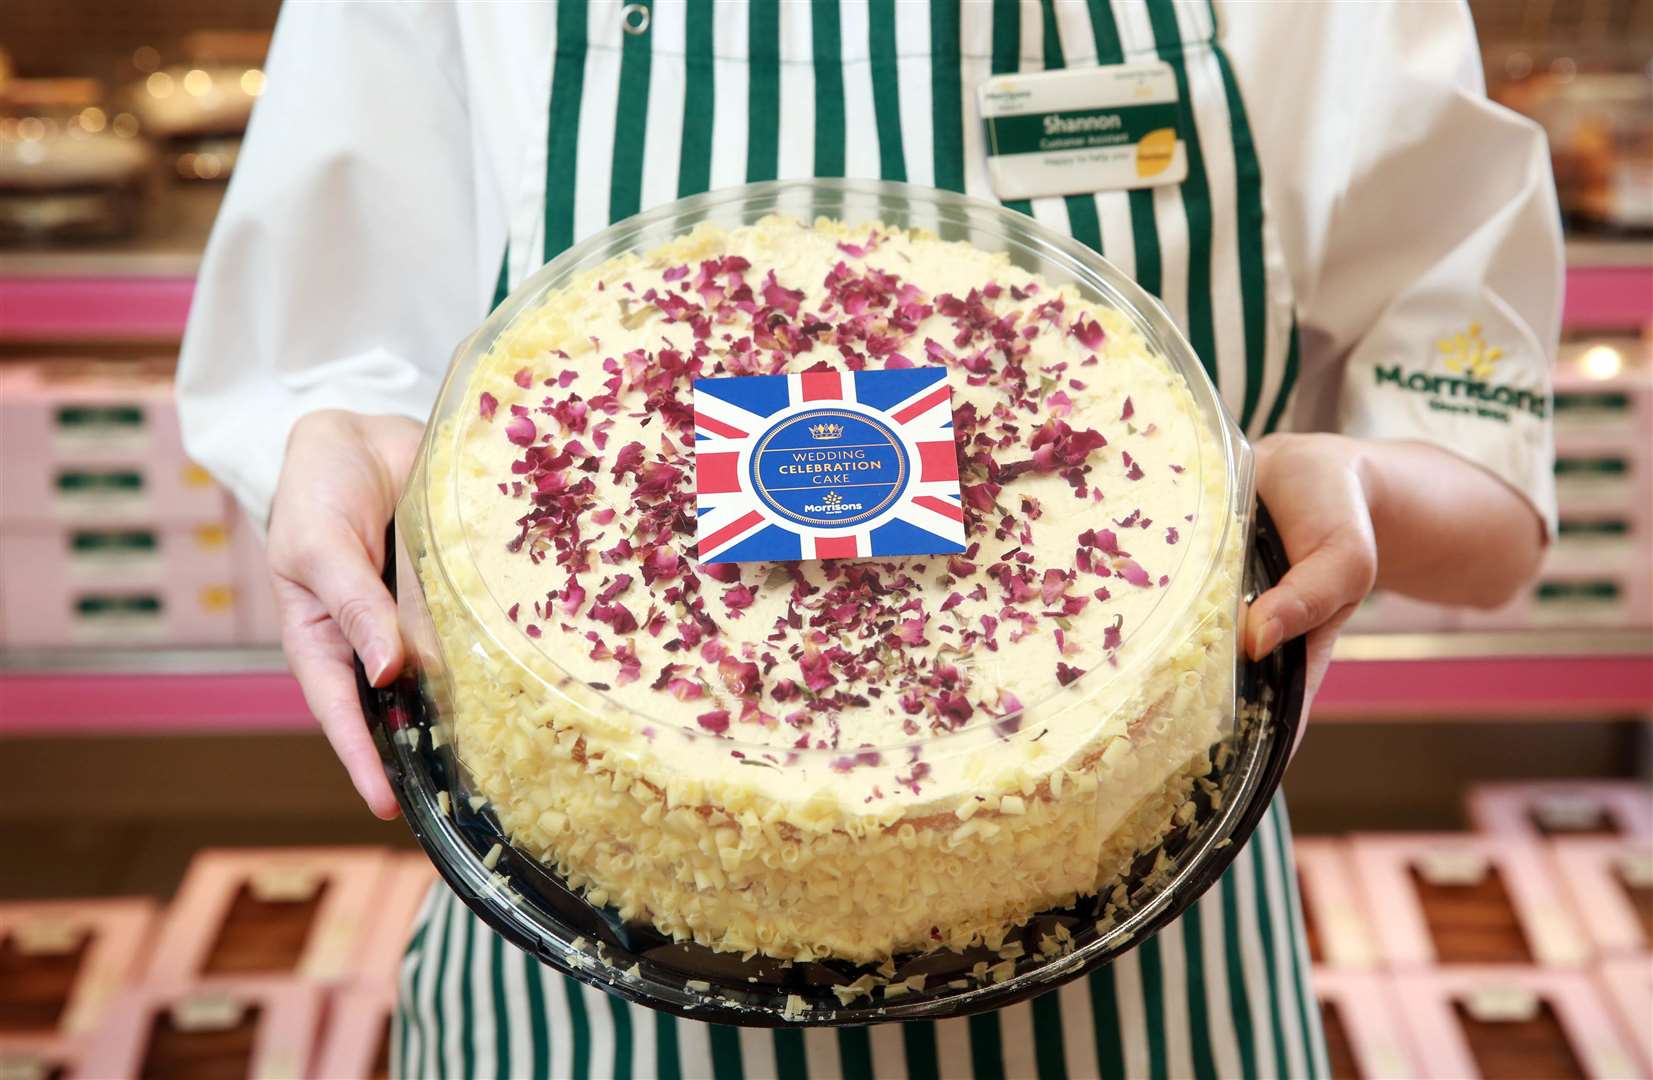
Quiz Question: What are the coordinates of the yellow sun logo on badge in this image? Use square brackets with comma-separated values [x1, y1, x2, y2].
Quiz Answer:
[822, 491, 843, 507]
[1437, 322, 1504, 380]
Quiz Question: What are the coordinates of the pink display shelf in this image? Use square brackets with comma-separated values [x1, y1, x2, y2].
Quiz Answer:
[0, 665, 311, 735]
[1467, 781, 1653, 838]
[312, 981, 396, 1080]
[1597, 959, 1653, 1077]
[1313, 971, 1422, 1080]
[8, 265, 1641, 341]
[2, 634, 1648, 735]
[1294, 839, 1381, 969]
[0, 1036, 79, 1080]
[1551, 837, 1652, 956]
[1393, 967, 1644, 1080]
[1314, 650, 1653, 720]
[147, 847, 391, 984]
[78, 977, 323, 1080]
[1563, 264, 1653, 331]
[0, 276, 195, 341]
[0, 897, 157, 1038]
[353, 855, 436, 983]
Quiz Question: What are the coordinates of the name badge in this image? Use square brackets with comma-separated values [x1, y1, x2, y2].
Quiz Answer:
[979, 61, 1187, 201]
[692, 367, 966, 564]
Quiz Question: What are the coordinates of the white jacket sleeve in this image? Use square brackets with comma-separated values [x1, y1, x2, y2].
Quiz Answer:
[175, 3, 503, 524]
[1293, 2, 1563, 533]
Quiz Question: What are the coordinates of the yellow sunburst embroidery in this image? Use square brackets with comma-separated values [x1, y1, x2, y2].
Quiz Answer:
[1437, 321, 1505, 380]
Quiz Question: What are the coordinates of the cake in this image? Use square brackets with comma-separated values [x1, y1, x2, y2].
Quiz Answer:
[406, 215, 1243, 964]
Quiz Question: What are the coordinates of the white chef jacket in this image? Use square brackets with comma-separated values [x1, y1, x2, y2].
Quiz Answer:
[176, 0, 1562, 529]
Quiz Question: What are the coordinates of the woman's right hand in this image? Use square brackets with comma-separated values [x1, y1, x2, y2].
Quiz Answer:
[267, 410, 424, 819]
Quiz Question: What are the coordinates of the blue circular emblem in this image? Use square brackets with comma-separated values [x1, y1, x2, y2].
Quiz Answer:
[749, 408, 910, 528]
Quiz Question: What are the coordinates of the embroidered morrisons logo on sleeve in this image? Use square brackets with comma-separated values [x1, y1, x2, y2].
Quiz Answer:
[1373, 323, 1548, 423]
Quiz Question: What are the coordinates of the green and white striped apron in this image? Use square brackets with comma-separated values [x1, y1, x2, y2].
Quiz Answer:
[395, 2, 1323, 1076]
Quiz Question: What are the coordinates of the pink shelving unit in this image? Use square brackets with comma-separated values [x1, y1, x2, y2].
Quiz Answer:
[0, 663, 310, 735]
[1562, 264, 1653, 332]
[1314, 645, 1653, 720]
[0, 276, 196, 342]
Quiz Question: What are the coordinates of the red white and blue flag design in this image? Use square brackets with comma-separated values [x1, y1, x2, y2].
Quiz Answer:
[693, 367, 966, 563]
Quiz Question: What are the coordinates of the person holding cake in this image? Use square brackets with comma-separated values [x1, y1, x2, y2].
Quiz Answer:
[177, 3, 1559, 1078]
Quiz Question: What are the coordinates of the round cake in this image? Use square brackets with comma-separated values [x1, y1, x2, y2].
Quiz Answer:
[409, 215, 1243, 963]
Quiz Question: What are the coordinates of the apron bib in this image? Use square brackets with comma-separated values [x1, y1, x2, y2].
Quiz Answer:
[398, 3, 1323, 1077]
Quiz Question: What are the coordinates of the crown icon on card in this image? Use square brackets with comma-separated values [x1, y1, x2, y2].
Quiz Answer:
[808, 422, 844, 441]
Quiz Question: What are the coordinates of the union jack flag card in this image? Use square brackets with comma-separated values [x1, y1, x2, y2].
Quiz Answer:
[693, 367, 967, 564]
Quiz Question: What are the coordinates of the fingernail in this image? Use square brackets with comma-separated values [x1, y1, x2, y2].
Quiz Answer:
[1254, 618, 1283, 659]
[364, 639, 393, 683]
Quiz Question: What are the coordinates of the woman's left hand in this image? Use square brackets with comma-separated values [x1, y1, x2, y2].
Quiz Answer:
[1245, 433, 1379, 708]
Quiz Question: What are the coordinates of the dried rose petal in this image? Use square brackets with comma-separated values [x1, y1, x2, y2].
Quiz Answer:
[719, 656, 761, 697]
[668, 678, 705, 701]
[505, 414, 537, 446]
[596, 574, 633, 604]
[936, 691, 973, 728]
[924, 338, 957, 364]
[700, 562, 740, 585]
[635, 461, 683, 497]
[1070, 315, 1106, 350]
[760, 271, 804, 317]
[1040, 568, 1069, 606]
[591, 602, 639, 634]
[962, 482, 1000, 512]
[479, 392, 499, 421]
[514, 368, 533, 389]
[799, 648, 837, 693]
[611, 441, 645, 479]
[722, 584, 756, 613]
[1116, 558, 1152, 587]
[696, 709, 731, 734]
[1121, 396, 1134, 421]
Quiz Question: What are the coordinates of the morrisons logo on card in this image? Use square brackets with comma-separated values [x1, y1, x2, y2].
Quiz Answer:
[1373, 323, 1548, 423]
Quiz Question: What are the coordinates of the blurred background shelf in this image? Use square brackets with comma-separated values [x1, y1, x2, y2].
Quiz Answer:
[0, 646, 305, 736]
[1316, 629, 1653, 721]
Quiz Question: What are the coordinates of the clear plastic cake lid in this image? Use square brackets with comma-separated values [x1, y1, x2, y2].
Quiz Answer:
[371, 180, 1302, 1025]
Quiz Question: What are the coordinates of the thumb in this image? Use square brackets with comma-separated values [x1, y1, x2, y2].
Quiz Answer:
[1246, 534, 1375, 661]
[290, 524, 404, 686]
